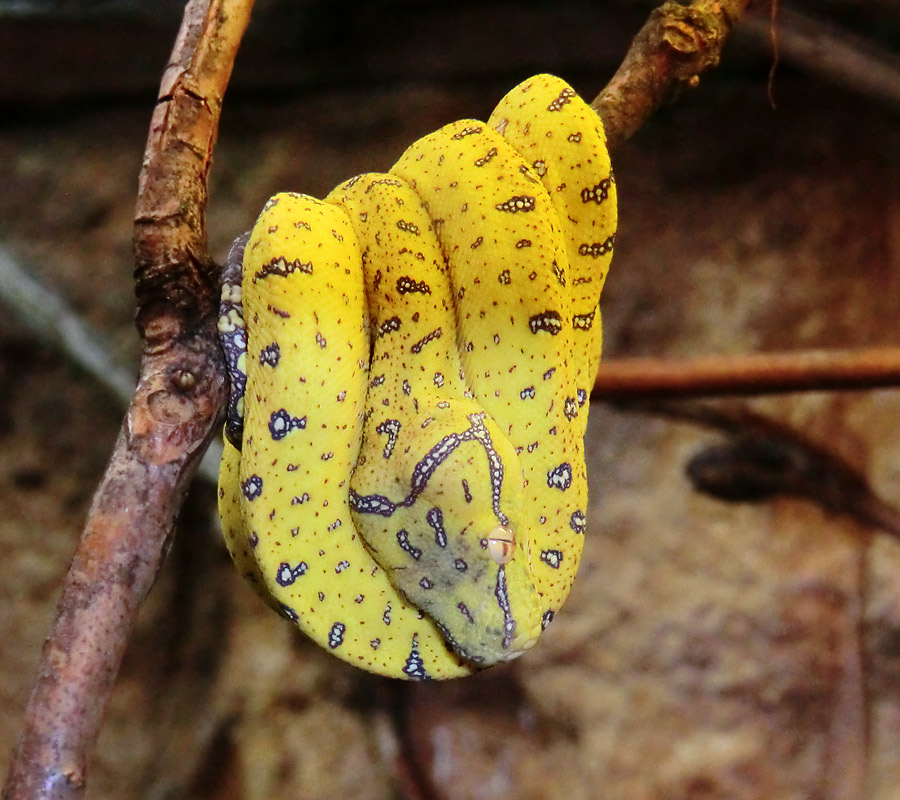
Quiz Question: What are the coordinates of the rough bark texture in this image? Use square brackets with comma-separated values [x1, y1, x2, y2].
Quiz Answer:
[594, 0, 751, 151]
[1, 1, 249, 797]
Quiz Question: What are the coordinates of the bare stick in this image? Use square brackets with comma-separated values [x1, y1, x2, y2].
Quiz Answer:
[592, 348, 900, 400]
[586, 9, 900, 414]
[593, 0, 753, 150]
[1, 2, 252, 798]
[133, 0, 248, 324]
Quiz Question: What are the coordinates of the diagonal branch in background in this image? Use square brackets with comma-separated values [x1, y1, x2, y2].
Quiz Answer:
[0, 245, 136, 408]
[1, 1, 252, 799]
[740, 6, 900, 111]
[2, 1, 757, 798]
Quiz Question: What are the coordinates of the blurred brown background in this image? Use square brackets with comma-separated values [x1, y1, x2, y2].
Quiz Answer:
[2, 1, 900, 797]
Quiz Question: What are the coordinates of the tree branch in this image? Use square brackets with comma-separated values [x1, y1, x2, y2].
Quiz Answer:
[593, 0, 753, 150]
[592, 348, 900, 400]
[0, 244, 135, 408]
[1, 2, 251, 798]
[133, 0, 248, 328]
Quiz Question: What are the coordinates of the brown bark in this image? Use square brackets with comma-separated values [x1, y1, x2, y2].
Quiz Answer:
[593, 348, 900, 399]
[133, 0, 250, 328]
[1, 2, 252, 798]
[593, 0, 753, 150]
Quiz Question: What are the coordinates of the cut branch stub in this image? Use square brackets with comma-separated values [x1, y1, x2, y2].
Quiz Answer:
[594, 0, 751, 151]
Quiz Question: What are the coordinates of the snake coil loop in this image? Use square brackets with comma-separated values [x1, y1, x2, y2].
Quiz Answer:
[217, 75, 616, 679]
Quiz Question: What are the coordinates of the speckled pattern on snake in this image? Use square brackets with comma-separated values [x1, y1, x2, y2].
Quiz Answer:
[217, 74, 617, 679]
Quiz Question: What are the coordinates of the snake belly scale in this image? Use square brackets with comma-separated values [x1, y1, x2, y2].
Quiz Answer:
[217, 74, 616, 679]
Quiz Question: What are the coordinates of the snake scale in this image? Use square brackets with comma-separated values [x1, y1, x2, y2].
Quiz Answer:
[217, 74, 616, 679]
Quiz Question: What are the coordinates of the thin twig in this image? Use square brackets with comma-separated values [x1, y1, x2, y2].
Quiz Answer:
[1, 2, 251, 798]
[132, 0, 243, 327]
[593, 348, 900, 400]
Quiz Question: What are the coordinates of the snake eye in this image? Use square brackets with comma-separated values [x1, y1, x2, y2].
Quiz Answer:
[486, 525, 516, 565]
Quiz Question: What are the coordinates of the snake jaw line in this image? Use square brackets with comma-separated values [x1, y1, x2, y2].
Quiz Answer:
[217, 74, 616, 679]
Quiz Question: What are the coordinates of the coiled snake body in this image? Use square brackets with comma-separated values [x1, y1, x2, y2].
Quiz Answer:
[218, 75, 616, 679]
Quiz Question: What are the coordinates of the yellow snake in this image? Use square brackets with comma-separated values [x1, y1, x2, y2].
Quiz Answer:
[217, 74, 616, 679]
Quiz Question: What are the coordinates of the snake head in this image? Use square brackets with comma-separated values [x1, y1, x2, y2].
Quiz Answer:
[350, 400, 544, 665]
